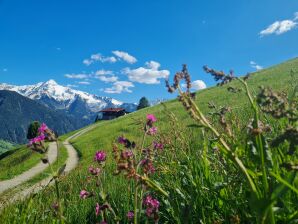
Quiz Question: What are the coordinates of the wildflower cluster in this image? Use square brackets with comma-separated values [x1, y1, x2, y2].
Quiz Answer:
[146, 114, 158, 135]
[113, 114, 164, 179]
[79, 149, 119, 223]
[78, 114, 166, 223]
[28, 123, 56, 153]
[109, 114, 165, 223]
[167, 64, 298, 223]
[143, 195, 160, 221]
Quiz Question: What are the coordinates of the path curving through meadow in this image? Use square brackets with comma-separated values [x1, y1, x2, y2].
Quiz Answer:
[0, 124, 96, 209]
[0, 142, 58, 194]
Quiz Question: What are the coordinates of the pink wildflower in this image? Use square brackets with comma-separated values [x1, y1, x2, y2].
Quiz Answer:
[143, 195, 160, 218]
[95, 203, 100, 216]
[148, 127, 157, 135]
[141, 159, 156, 174]
[124, 150, 134, 158]
[80, 190, 90, 199]
[153, 141, 164, 150]
[94, 151, 107, 162]
[127, 211, 134, 220]
[38, 123, 48, 134]
[95, 203, 109, 217]
[88, 166, 101, 176]
[118, 136, 127, 144]
[146, 114, 157, 123]
[29, 134, 45, 146]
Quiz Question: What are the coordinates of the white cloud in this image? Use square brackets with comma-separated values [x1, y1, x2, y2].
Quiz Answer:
[102, 56, 117, 63]
[77, 81, 91, 85]
[67, 84, 78, 88]
[260, 12, 298, 36]
[83, 53, 117, 66]
[65, 73, 89, 79]
[112, 50, 137, 64]
[182, 80, 207, 91]
[104, 81, 134, 94]
[90, 53, 117, 63]
[146, 61, 160, 70]
[250, 61, 263, 70]
[83, 59, 93, 66]
[123, 61, 170, 84]
[97, 75, 118, 83]
[191, 80, 207, 90]
[95, 69, 113, 76]
[294, 12, 298, 21]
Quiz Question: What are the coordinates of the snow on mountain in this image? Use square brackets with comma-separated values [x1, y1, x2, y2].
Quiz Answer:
[0, 80, 137, 113]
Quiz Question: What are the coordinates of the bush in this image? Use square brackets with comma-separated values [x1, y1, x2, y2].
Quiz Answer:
[137, 97, 150, 110]
[27, 121, 40, 140]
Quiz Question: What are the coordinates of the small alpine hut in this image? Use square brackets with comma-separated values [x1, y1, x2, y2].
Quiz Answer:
[98, 108, 126, 120]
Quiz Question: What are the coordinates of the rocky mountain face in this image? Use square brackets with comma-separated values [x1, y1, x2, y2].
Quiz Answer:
[0, 80, 137, 124]
[0, 90, 83, 143]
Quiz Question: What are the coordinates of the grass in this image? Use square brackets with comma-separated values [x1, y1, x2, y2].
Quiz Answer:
[0, 139, 15, 155]
[0, 124, 82, 181]
[0, 141, 68, 201]
[0, 58, 297, 223]
[0, 145, 41, 181]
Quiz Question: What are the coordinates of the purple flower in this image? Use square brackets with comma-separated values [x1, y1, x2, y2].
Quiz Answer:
[146, 207, 154, 217]
[147, 162, 156, 174]
[143, 195, 160, 209]
[94, 151, 107, 162]
[95, 203, 100, 216]
[95, 203, 109, 217]
[88, 166, 101, 176]
[29, 134, 45, 146]
[118, 136, 127, 144]
[143, 195, 160, 218]
[148, 127, 157, 135]
[80, 190, 90, 199]
[38, 123, 48, 134]
[153, 142, 164, 150]
[141, 159, 156, 174]
[146, 114, 157, 123]
[127, 211, 134, 220]
[124, 150, 134, 158]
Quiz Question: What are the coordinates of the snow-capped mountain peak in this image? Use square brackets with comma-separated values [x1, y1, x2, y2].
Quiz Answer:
[0, 80, 136, 113]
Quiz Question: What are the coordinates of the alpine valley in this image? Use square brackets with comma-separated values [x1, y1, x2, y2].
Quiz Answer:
[0, 80, 137, 143]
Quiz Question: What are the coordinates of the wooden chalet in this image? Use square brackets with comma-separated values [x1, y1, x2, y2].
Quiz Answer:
[98, 108, 126, 120]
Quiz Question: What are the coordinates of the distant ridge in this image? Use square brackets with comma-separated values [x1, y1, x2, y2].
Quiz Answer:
[0, 90, 83, 143]
[0, 80, 137, 124]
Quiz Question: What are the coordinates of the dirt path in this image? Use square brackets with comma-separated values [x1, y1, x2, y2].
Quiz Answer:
[0, 124, 96, 209]
[0, 142, 58, 194]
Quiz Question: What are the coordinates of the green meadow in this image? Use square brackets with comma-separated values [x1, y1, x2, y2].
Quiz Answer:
[0, 58, 297, 223]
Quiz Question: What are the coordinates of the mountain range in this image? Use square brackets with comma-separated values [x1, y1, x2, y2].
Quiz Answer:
[0, 90, 83, 143]
[0, 80, 137, 143]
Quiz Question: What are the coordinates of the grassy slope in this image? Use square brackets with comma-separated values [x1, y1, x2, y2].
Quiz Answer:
[0, 146, 41, 181]
[0, 126, 80, 181]
[0, 140, 14, 155]
[0, 141, 68, 200]
[1, 58, 297, 222]
[72, 58, 297, 165]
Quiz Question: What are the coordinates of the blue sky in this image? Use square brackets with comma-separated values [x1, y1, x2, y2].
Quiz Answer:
[0, 0, 298, 103]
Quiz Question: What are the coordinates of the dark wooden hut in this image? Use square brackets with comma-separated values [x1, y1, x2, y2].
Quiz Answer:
[98, 108, 126, 120]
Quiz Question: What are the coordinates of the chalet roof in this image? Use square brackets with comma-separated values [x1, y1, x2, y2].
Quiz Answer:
[99, 108, 125, 112]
